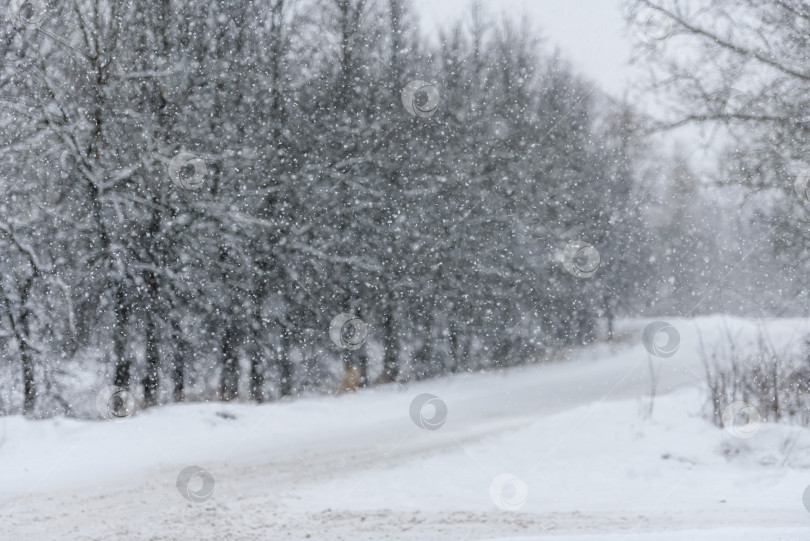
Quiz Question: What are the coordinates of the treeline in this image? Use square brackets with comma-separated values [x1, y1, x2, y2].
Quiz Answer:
[0, 0, 650, 417]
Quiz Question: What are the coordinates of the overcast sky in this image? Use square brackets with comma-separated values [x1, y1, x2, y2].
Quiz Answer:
[412, 0, 637, 97]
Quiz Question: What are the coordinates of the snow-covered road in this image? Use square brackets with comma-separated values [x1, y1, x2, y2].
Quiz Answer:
[2, 317, 810, 540]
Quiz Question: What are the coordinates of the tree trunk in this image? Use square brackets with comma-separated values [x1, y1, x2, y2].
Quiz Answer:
[269, 0, 285, 145]
[389, 0, 404, 90]
[142, 309, 160, 407]
[21, 345, 35, 414]
[279, 327, 294, 397]
[462, 333, 473, 371]
[449, 319, 462, 373]
[414, 307, 437, 380]
[249, 269, 268, 402]
[19, 280, 36, 414]
[250, 345, 266, 403]
[414, 282, 441, 379]
[1, 289, 37, 415]
[170, 319, 185, 402]
[379, 296, 399, 383]
[355, 307, 369, 387]
[220, 323, 240, 401]
[357, 347, 369, 388]
[142, 259, 161, 406]
[112, 284, 131, 389]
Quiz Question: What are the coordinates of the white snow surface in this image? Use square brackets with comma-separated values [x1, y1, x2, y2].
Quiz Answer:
[2, 316, 810, 540]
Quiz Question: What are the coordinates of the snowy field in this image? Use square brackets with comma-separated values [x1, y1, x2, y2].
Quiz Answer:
[3, 316, 810, 540]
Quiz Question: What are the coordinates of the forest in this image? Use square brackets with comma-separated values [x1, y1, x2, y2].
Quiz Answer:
[0, 0, 802, 418]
